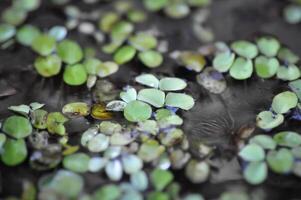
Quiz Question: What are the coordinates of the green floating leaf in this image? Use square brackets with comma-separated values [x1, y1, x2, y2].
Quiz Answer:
[127, 9, 147, 23]
[88, 134, 109, 152]
[130, 171, 148, 191]
[106, 100, 127, 111]
[124, 100, 152, 122]
[13, 0, 40, 11]
[289, 79, 301, 101]
[3, 115, 32, 139]
[39, 170, 84, 198]
[135, 74, 159, 88]
[238, 143, 265, 162]
[231, 40, 258, 59]
[229, 57, 253, 80]
[278, 47, 299, 64]
[0, 23, 16, 43]
[249, 135, 276, 150]
[277, 64, 301, 81]
[129, 33, 157, 51]
[30, 102, 45, 110]
[0, 133, 7, 149]
[21, 181, 37, 200]
[185, 160, 210, 183]
[63, 64, 88, 86]
[31, 34, 56, 56]
[30, 109, 48, 129]
[164, 3, 190, 19]
[267, 148, 294, 174]
[122, 154, 143, 174]
[137, 88, 165, 108]
[1, 138, 27, 166]
[254, 56, 279, 79]
[213, 51, 235, 73]
[49, 26, 67, 41]
[62, 102, 90, 118]
[98, 61, 119, 78]
[8, 104, 30, 115]
[2, 7, 27, 26]
[147, 192, 169, 200]
[111, 20, 134, 43]
[159, 77, 187, 91]
[243, 161, 267, 185]
[138, 50, 163, 68]
[113, 45, 136, 65]
[63, 153, 90, 173]
[16, 25, 41, 46]
[284, 5, 301, 24]
[83, 58, 102, 75]
[93, 184, 121, 200]
[256, 36, 280, 57]
[143, 0, 168, 11]
[271, 91, 298, 114]
[105, 159, 123, 181]
[34, 55, 62, 77]
[120, 87, 137, 103]
[273, 131, 301, 147]
[165, 93, 194, 110]
[150, 169, 174, 191]
[178, 51, 206, 72]
[256, 111, 284, 130]
[291, 146, 301, 159]
[99, 12, 120, 33]
[46, 112, 68, 135]
[138, 140, 165, 162]
[57, 39, 83, 64]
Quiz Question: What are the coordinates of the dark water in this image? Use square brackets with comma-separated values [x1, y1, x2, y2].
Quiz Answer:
[1, 0, 301, 199]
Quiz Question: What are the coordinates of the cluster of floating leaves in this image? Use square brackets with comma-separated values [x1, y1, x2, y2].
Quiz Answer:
[143, 0, 211, 19]
[239, 131, 301, 185]
[284, 0, 301, 24]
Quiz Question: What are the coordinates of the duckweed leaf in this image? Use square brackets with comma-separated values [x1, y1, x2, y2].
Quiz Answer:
[83, 58, 102, 75]
[57, 39, 83, 64]
[289, 79, 301, 100]
[273, 131, 301, 147]
[178, 51, 207, 72]
[185, 160, 210, 183]
[16, 25, 40, 46]
[255, 56, 279, 78]
[88, 157, 107, 172]
[278, 47, 299, 64]
[150, 169, 173, 191]
[213, 51, 235, 73]
[0, 133, 7, 149]
[256, 111, 284, 130]
[87, 134, 109, 152]
[1, 138, 27, 166]
[100, 121, 122, 135]
[8, 104, 30, 115]
[113, 45, 136, 64]
[143, 0, 168, 11]
[138, 50, 163, 68]
[111, 21, 134, 43]
[124, 100, 152, 122]
[256, 37, 280, 57]
[129, 33, 157, 51]
[267, 148, 294, 174]
[98, 61, 119, 78]
[63, 64, 88, 86]
[14, 0, 41, 11]
[231, 40, 258, 59]
[81, 127, 98, 147]
[292, 146, 301, 159]
[63, 153, 90, 173]
[2, 7, 27, 26]
[31, 34, 56, 56]
[277, 64, 301, 81]
[130, 171, 148, 191]
[284, 5, 301, 24]
[91, 104, 113, 120]
[122, 154, 143, 174]
[106, 100, 127, 111]
[238, 143, 265, 162]
[120, 87, 137, 103]
[49, 26, 67, 41]
[272, 91, 298, 114]
[164, 3, 190, 19]
[249, 135, 276, 150]
[62, 102, 90, 118]
[135, 74, 159, 88]
[34, 55, 62, 77]
[229, 57, 253, 80]
[127, 9, 147, 23]
[137, 120, 159, 135]
[137, 88, 165, 108]
[165, 93, 194, 110]
[0, 23, 16, 43]
[30, 109, 48, 129]
[99, 12, 120, 33]
[105, 159, 123, 181]
[3, 115, 32, 139]
[29, 102, 45, 110]
[159, 77, 187, 91]
[138, 140, 165, 162]
[46, 112, 68, 135]
[243, 161, 267, 185]
[93, 184, 121, 200]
